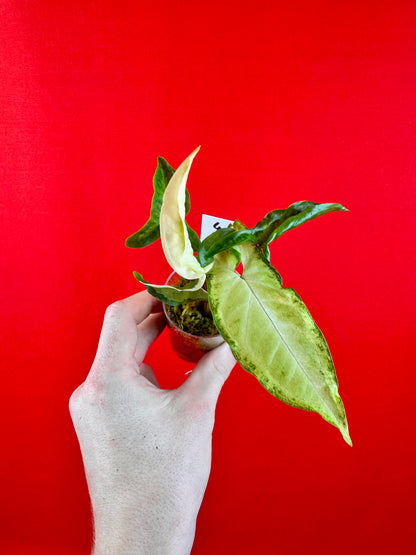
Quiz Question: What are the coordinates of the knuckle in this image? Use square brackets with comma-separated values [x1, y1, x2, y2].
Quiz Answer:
[104, 300, 126, 320]
[68, 383, 84, 416]
[69, 371, 108, 414]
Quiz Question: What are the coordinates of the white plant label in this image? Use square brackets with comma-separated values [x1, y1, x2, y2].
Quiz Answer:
[200, 214, 234, 241]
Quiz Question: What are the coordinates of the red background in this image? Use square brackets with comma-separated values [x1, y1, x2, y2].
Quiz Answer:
[1, 1, 415, 553]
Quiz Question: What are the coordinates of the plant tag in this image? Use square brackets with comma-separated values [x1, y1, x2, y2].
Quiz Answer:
[200, 214, 234, 241]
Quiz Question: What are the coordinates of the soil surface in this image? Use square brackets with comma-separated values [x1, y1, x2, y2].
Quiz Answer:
[165, 277, 218, 336]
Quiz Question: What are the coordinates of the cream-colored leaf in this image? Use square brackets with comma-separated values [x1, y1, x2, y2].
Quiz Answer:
[160, 147, 212, 279]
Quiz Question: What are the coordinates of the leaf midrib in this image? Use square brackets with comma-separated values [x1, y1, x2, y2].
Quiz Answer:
[240, 273, 337, 419]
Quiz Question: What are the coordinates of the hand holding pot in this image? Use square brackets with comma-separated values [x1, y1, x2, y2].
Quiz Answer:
[69, 291, 236, 555]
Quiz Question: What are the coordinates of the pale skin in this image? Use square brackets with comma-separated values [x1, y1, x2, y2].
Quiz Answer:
[69, 291, 236, 555]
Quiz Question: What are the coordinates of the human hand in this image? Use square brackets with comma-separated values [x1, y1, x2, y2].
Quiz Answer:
[69, 291, 236, 555]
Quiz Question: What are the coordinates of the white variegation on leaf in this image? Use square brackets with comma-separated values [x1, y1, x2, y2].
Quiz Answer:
[160, 147, 212, 280]
[127, 146, 351, 445]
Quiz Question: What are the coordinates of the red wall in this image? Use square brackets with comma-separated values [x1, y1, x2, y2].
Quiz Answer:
[1, 1, 415, 553]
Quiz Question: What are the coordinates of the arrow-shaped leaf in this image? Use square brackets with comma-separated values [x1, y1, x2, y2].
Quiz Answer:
[207, 244, 351, 445]
[198, 202, 347, 267]
[257, 201, 348, 246]
[159, 147, 211, 279]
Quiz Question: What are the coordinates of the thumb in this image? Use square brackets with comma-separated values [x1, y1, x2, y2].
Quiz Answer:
[182, 342, 236, 403]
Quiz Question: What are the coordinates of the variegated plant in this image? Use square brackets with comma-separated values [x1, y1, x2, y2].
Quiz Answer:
[126, 147, 351, 445]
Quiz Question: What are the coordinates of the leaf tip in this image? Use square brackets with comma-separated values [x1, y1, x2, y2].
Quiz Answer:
[190, 145, 201, 160]
[341, 426, 353, 446]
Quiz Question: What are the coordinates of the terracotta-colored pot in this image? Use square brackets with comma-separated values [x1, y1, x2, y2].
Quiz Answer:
[163, 272, 224, 362]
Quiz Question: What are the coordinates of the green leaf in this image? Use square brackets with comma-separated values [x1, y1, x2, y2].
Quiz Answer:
[186, 223, 202, 252]
[206, 244, 351, 445]
[198, 202, 347, 267]
[198, 226, 246, 267]
[125, 157, 175, 248]
[125, 156, 196, 249]
[257, 201, 348, 246]
[133, 272, 208, 305]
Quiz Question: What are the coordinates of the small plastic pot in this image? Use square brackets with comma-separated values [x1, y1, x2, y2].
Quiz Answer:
[163, 272, 224, 362]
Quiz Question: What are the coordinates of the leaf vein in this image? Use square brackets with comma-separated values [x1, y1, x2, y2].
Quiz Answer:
[242, 275, 336, 418]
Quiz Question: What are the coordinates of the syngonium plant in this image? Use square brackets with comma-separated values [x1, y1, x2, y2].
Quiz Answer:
[126, 147, 351, 445]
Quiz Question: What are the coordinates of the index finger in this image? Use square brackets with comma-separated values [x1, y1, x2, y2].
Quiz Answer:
[94, 291, 162, 367]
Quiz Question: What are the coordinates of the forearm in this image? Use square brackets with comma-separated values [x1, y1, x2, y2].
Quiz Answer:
[90, 489, 198, 555]
[92, 512, 196, 555]
[84, 441, 204, 555]
[93, 538, 194, 555]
